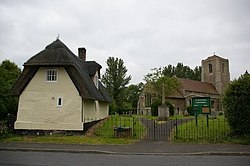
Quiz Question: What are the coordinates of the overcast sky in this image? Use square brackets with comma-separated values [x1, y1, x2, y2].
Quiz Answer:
[0, 0, 249, 84]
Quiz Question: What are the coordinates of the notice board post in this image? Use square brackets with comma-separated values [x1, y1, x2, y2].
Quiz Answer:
[191, 97, 211, 127]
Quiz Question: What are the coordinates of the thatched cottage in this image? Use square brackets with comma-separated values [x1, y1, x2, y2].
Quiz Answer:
[11, 39, 111, 131]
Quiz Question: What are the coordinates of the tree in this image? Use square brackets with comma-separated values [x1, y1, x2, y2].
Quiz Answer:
[223, 72, 250, 135]
[144, 67, 164, 82]
[102, 57, 131, 114]
[154, 76, 180, 105]
[193, 66, 201, 81]
[162, 64, 175, 77]
[151, 98, 161, 116]
[124, 83, 144, 110]
[0, 60, 21, 120]
[144, 76, 180, 113]
[145, 63, 201, 81]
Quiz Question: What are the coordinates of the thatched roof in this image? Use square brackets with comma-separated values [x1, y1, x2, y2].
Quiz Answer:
[10, 39, 111, 102]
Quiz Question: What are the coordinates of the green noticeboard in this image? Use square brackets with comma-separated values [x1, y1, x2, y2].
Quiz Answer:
[191, 97, 211, 115]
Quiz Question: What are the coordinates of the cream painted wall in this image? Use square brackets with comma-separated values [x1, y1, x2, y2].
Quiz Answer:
[83, 71, 109, 123]
[15, 67, 83, 130]
[83, 100, 109, 123]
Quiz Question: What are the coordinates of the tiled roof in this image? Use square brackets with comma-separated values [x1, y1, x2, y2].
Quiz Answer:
[167, 89, 184, 98]
[178, 78, 219, 94]
[168, 78, 219, 98]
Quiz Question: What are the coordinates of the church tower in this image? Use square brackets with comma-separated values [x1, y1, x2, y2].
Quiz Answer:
[201, 55, 230, 95]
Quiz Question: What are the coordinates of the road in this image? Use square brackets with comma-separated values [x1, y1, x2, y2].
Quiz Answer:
[0, 151, 249, 166]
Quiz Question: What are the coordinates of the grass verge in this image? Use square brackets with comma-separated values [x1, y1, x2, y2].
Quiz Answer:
[223, 134, 250, 145]
[0, 134, 135, 145]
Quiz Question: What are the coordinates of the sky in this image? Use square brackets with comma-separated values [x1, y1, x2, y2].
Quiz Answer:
[0, 0, 249, 84]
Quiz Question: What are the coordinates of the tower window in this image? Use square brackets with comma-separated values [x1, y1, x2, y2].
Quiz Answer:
[222, 63, 225, 73]
[209, 64, 213, 73]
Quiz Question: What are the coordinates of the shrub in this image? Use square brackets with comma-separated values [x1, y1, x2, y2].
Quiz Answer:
[0, 121, 11, 139]
[166, 101, 174, 116]
[218, 112, 224, 116]
[186, 106, 193, 115]
[151, 98, 161, 116]
[109, 102, 116, 115]
[223, 73, 250, 135]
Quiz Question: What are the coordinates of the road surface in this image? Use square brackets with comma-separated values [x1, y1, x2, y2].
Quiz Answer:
[0, 151, 249, 166]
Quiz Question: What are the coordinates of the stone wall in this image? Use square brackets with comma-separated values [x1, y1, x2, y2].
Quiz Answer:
[201, 55, 230, 95]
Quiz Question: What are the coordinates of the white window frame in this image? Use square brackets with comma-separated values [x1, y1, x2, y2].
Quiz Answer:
[57, 97, 63, 107]
[46, 69, 58, 82]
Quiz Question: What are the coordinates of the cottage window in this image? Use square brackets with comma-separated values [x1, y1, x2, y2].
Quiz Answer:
[57, 97, 63, 107]
[46, 69, 57, 82]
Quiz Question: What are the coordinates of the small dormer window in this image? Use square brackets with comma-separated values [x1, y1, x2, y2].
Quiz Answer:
[95, 75, 99, 89]
[46, 69, 57, 82]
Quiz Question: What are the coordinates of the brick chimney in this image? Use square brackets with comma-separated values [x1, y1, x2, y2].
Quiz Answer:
[78, 47, 86, 61]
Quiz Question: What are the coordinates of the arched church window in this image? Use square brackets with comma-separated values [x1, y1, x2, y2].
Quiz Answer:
[209, 64, 213, 73]
[211, 100, 214, 108]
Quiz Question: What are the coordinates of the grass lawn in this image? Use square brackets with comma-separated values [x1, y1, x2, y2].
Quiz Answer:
[169, 115, 193, 120]
[93, 115, 146, 139]
[173, 115, 231, 143]
[134, 114, 192, 121]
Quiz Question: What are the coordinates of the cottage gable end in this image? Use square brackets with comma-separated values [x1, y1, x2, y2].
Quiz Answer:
[10, 39, 111, 103]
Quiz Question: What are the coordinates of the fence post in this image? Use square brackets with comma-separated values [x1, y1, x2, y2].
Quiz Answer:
[153, 120, 156, 140]
[206, 114, 209, 128]
[133, 117, 136, 138]
[175, 118, 178, 139]
[195, 114, 198, 127]
[7, 114, 15, 131]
